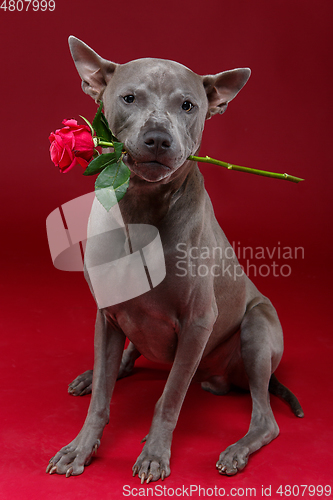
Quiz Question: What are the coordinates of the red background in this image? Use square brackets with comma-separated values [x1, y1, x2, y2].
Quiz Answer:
[1, 1, 332, 498]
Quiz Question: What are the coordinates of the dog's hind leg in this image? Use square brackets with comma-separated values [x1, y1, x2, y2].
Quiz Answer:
[68, 342, 141, 396]
[119, 341, 142, 377]
[216, 300, 283, 476]
[68, 370, 93, 396]
[201, 376, 231, 395]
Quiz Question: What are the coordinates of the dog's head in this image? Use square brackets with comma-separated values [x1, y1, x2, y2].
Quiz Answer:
[69, 36, 250, 183]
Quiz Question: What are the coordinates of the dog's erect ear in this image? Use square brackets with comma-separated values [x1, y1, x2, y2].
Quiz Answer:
[203, 68, 251, 119]
[68, 36, 117, 102]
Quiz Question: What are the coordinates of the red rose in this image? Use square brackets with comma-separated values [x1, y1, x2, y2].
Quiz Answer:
[49, 119, 94, 173]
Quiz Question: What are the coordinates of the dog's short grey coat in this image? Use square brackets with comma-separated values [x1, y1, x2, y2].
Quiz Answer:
[47, 36, 303, 482]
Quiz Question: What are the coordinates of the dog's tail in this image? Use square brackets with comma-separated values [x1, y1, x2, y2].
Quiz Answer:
[269, 373, 304, 418]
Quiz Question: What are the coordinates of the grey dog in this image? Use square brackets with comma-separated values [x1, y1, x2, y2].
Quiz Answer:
[47, 36, 303, 482]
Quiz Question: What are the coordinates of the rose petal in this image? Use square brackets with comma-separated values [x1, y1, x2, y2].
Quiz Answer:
[62, 119, 79, 128]
[61, 156, 79, 173]
[74, 132, 94, 159]
[76, 157, 90, 169]
[49, 141, 61, 165]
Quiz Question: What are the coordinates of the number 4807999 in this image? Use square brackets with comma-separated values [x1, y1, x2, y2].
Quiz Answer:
[1, 0, 55, 11]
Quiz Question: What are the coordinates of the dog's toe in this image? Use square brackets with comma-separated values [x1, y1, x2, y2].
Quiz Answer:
[216, 444, 249, 476]
[68, 370, 93, 396]
[46, 437, 100, 477]
[133, 452, 170, 483]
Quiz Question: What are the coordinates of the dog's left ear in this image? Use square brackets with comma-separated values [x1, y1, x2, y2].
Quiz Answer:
[68, 36, 117, 102]
[203, 68, 251, 119]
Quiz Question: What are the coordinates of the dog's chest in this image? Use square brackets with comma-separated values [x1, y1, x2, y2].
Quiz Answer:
[106, 297, 180, 364]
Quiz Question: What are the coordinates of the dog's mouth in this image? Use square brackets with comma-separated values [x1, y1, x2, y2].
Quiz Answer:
[123, 154, 173, 183]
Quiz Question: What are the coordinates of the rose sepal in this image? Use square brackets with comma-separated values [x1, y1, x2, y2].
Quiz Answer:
[92, 101, 118, 144]
[79, 115, 95, 136]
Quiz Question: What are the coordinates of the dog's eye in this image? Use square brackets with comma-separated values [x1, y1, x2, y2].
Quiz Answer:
[123, 95, 135, 104]
[182, 101, 194, 112]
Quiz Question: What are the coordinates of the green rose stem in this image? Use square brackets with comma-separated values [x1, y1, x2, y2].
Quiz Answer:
[93, 138, 304, 184]
[94, 139, 118, 148]
[189, 155, 304, 183]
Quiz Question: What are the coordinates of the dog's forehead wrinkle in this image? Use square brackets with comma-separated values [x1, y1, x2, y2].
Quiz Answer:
[140, 109, 175, 131]
[122, 57, 193, 75]
[112, 58, 203, 99]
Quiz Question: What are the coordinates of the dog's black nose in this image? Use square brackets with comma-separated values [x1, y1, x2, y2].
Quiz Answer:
[144, 130, 172, 154]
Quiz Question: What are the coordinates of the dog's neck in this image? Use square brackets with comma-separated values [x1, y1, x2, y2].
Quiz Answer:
[119, 161, 204, 226]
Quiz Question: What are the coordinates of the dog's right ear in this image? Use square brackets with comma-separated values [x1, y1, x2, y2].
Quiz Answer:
[68, 36, 117, 102]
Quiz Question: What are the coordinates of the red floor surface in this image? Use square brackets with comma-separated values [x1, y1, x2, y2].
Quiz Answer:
[1, 224, 332, 500]
[1, 1, 332, 499]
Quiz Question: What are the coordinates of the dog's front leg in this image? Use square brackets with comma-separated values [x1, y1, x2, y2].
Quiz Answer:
[133, 313, 215, 484]
[47, 309, 125, 477]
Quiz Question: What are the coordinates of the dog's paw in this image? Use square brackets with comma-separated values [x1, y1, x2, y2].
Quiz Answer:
[68, 356, 135, 396]
[68, 370, 93, 396]
[216, 443, 250, 476]
[46, 438, 100, 477]
[132, 448, 171, 483]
